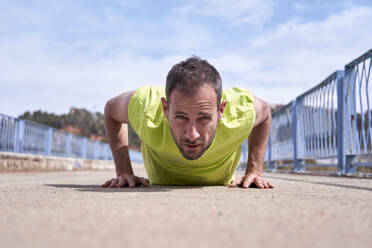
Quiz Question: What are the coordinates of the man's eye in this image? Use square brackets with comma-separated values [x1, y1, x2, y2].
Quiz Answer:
[176, 115, 186, 119]
[200, 116, 211, 120]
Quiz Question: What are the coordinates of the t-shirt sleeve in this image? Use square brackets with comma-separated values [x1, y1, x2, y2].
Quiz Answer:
[128, 87, 145, 139]
[220, 87, 256, 139]
[128, 86, 165, 140]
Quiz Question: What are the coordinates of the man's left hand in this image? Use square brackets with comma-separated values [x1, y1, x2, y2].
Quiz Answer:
[229, 171, 274, 189]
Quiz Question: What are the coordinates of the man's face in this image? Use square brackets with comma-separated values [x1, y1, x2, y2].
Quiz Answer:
[161, 83, 226, 160]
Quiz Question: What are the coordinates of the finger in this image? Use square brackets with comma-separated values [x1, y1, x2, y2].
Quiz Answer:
[109, 178, 119, 187]
[101, 179, 112, 187]
[141, 178, 150, 187]
[135, 178, 142, 186]
[254, 177, 265, 189]
[134, 176, 144, 186]
[262, 180, 269, 189]
[235, 177, 243, 186]
[268, 181, 274, 188]
[229, 180, 237, 187]
[137, 177, 149, 187]
[126, 176, 136, 188]
[116, 176, 127, 187]
[242, 175, 255, 188]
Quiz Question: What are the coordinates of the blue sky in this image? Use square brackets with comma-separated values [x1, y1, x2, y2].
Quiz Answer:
[1, 0, 371, 117]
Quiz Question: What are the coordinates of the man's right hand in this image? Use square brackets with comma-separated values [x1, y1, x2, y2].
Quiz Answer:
[101, 173, 150, 188]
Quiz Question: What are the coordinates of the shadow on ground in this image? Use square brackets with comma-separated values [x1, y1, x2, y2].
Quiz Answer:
[44, 184, 205, 193]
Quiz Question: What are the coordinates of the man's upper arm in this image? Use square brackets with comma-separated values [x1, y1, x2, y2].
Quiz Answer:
[104, 91, 136, 124]
[252, 96, 271, 128]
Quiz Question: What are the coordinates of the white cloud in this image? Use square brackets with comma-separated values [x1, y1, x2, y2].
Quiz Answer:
[188, 5, 372, 104]
[238, 5, 372, 93]
[175, 0, 274, 26]
[251, 6, 372, 50]
[0, 1, 371, 118]
[0, 33, 190, 116]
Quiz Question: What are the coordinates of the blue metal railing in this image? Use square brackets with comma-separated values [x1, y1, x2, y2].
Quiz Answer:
[0, 113, 113, 160]
[270, 102, 294, 161]
[344, 49, 372, 172]
[265, 49, 372, 175]
[2, 49, 370, 173]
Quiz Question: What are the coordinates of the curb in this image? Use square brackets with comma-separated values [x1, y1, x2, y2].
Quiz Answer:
[0, 152, 115, 172]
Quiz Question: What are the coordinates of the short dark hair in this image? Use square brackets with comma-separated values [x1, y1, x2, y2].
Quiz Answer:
[166, 56, 222, 107]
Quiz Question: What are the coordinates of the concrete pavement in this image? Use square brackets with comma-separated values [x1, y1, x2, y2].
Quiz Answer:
[0, 165, 371, 248]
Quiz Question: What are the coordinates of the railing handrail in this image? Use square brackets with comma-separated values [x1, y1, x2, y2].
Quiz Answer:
[296, 70, 344, 100]
[345, 49, 372, 69]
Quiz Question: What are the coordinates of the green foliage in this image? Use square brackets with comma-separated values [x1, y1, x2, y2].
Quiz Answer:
[20, 111, 63, 129]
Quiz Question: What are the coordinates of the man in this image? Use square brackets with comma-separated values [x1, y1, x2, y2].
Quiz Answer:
[102, 57, 273, 189]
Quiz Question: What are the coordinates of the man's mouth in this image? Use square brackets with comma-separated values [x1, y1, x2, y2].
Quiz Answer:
[184, 143, 201, 149]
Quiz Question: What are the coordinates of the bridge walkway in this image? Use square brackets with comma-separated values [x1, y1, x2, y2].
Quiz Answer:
[0, 165, 371, 248]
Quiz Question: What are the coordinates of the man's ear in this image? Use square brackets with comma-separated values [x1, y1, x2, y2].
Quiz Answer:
[218, 100, 227, 121]
[161, 97, 169, 118]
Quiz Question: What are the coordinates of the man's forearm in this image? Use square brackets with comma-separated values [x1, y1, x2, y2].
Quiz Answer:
[246, 112, 271, 176]
[112, 140, 133, 177]
[104, 113, 133, 176]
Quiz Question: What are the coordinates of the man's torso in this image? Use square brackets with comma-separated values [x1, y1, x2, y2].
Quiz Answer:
[128, 86, 255, 185]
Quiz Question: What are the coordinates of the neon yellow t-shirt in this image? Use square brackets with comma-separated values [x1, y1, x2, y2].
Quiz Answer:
[128, 86, 255, 186]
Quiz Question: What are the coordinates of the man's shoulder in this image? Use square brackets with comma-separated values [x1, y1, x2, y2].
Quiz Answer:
[134, 86, 165, 98]
[223, 87, 253, 98]
[129, 86, 165, 110]
[222, 87, 254, 107]
[219, 87, 255, 131]
[129, 86, 165, 124]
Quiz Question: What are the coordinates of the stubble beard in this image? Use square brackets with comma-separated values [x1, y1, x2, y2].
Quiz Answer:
[169, 126, 216, 160]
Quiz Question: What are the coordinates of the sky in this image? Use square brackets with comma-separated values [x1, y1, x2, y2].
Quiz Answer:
[1, 0, 372, 117]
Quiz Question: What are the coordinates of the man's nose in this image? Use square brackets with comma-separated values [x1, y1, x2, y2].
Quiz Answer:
[185, 122, 200, 141]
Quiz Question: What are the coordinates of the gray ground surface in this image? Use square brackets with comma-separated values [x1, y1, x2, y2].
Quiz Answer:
[1, 165, 371, 248]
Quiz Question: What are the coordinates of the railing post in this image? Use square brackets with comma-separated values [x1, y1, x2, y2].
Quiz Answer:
[14, 119, 25, 153]
[94, 141, 99, 160]
[65, 134, 72, 157]
[240, 139, 247, 170]
[336, 71, 347, 175]
[45, 128, 53, 156]
[268, 133, 276, 171]
[104, 144, 109, 160]
[342, 67, 358, 175]
[81, 137, 87, 159]
[292, 100, 305, 172]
